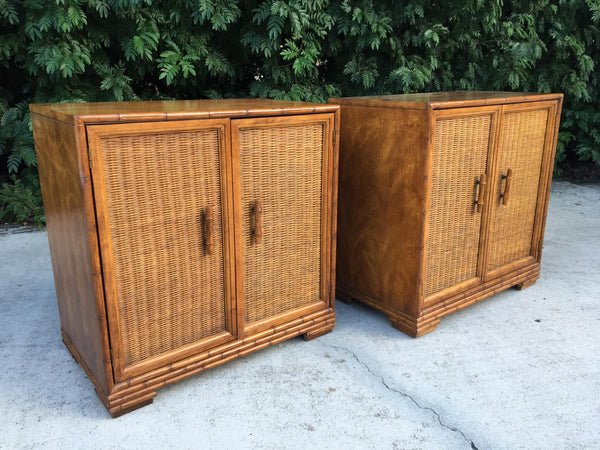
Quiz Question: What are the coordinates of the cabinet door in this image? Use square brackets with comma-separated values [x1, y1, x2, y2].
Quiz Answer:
[486, 103, 557, 276]
[87, 120, 236, 382]
[232, 115, 335, 335]
[424, 108, 499, 301]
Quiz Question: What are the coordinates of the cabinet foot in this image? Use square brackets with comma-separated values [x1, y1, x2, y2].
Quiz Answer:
[389, 315, 440, 338]
[105, 391, 157, 418]
[515, 277, 537, 290]
[335, 288, 353, 304]
[303, 326, 333, 341]
[109, 397, 154, 418]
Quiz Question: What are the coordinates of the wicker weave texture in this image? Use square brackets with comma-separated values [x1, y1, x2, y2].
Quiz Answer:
[488, 109, 549, 271]
[425, 114, 493, 297]
[100, 130, 227, 367]
[239, 124, 323, 324]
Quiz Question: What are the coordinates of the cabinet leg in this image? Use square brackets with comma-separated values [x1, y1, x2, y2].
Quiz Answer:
[303, 326, 333, 341]
[515, 278, 537, 290]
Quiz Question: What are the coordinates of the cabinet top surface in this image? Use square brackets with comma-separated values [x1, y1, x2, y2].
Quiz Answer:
[30, 99, 339, 124]
[329, 91, 563, 110]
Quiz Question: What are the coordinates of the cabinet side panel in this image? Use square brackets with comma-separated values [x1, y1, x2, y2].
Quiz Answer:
[31, 114, 108, 390]
[335, 106, 428, 316]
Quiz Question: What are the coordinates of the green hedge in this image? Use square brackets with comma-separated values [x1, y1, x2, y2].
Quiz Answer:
[1, 0, 599, 225]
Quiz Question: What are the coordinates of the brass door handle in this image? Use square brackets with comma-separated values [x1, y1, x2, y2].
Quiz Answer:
[204, 206, 214, 255]
[500, 168, 513, 205]
[252, 200, 262, 244]
[474, 173, 487, 213]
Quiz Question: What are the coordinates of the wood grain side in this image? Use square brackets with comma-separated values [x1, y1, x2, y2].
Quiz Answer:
[31, 112, 108, 391]
[334, 105, 428, 317]
[535, 96, 563, 264]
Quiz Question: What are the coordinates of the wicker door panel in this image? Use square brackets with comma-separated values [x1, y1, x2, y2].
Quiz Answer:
[88, 120, 234, 380]
[424, 114, 493, 298]
[233, 118, 328, 327]
[487, 108, 550, 272]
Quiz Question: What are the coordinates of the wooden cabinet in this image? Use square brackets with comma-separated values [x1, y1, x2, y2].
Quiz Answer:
[329, 92, 562, 337]
[31, 100, 339, 416]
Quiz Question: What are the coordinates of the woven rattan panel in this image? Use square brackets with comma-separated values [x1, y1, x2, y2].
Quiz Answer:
[239, 123, 323, 324]
[425, 114, 492, 298]
[487, 109, 549, 271]
[99, 130, 227, 367]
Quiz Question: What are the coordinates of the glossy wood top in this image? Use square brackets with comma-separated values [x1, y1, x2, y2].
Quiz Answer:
[329, 91, 563, 110]
[30, 99, 339, 124]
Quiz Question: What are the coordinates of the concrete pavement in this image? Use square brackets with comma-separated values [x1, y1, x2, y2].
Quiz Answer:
[1, 180, 599, 449]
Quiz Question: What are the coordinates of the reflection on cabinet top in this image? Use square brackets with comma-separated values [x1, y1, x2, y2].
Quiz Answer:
[329, 91, 563, 110]
[30, 99, 339, 125]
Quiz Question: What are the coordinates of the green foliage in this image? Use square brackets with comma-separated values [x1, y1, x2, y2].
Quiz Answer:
[0, 175, 45, 228]
[1, 0, 599, 223]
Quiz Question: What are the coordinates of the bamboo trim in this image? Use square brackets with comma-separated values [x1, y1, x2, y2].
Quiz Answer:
[420, 265, 540, 320]
[328, 92, 563, 112]
[424, 277, 482, 307]
[30, 101, 339, 125]
[242, 301, 328, 336]
[479, 106, 505, 282]
[330, 110, 340, 307]
[110, 308, 334, 392]
[415, 106, 436, 315]
[485, 256, 536, 281]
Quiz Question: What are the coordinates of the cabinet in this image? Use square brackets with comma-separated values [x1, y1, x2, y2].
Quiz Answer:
[30, 99, 339, 416]
[329, 92, 562, 337]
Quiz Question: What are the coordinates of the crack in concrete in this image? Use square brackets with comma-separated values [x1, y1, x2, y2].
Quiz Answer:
[320, 341, 478, 450]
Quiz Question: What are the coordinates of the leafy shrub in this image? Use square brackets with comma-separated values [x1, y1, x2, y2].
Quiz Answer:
[1, 0, 598, 224]
[0, 175, 44, 228]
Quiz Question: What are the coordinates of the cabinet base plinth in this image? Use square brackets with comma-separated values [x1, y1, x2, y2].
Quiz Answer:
[338, 263, 540, 337]
[64, 310, 335, 417]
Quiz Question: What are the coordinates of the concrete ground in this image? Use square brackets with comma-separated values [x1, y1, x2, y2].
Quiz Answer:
[0, 180, 599, 449]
